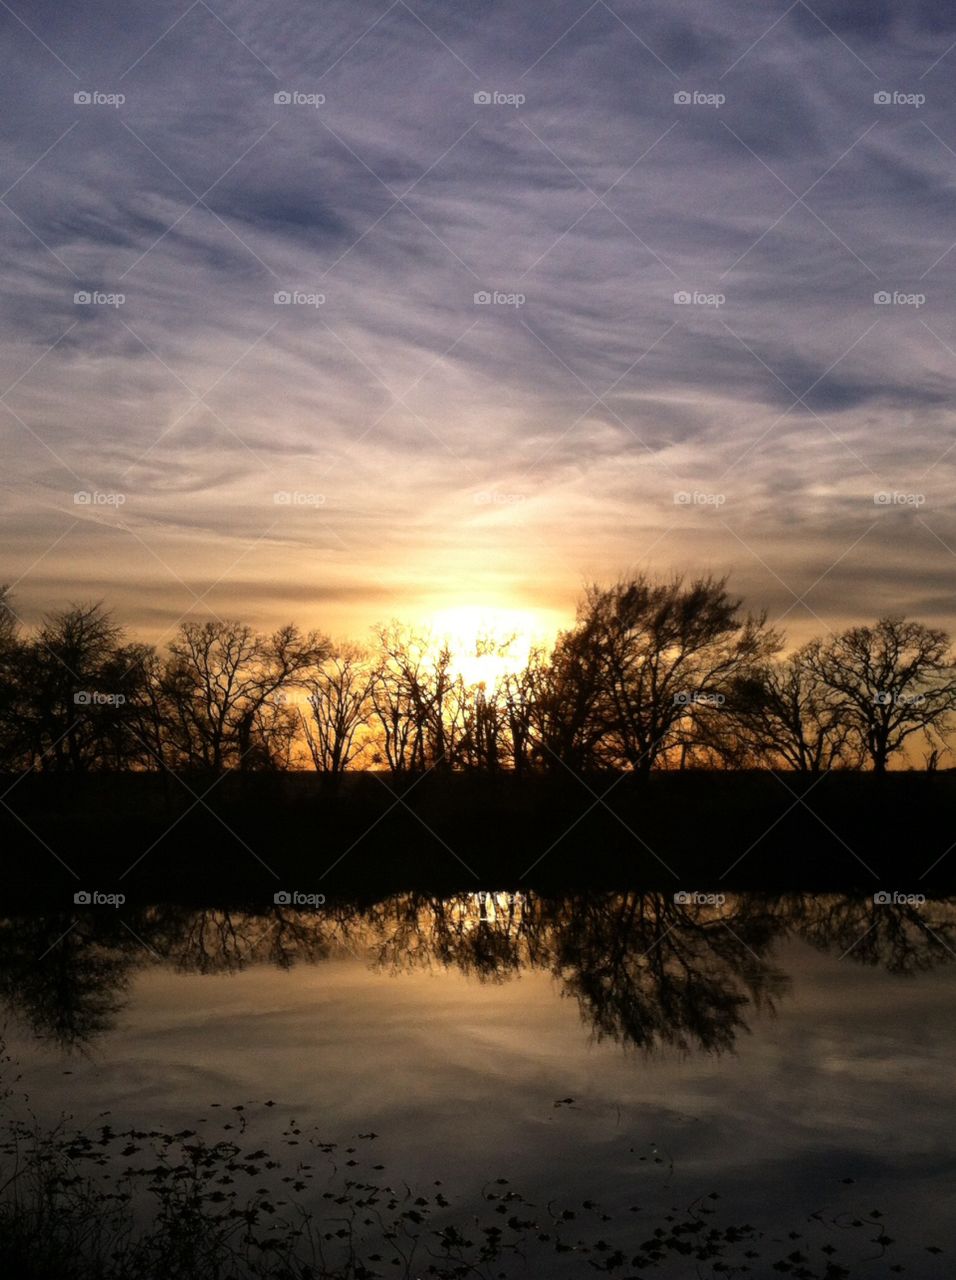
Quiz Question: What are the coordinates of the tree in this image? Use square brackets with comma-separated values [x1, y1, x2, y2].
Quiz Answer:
[459, 681, 507, 772]
[499, 654, 544, 775]
[525, 623, 610, 773]
[0, 584, 15, 647]
[302, 644, 374, 776]
[0, 585, 23, 770]
[447, 632, 520, 773]
[369, 624, 461, 773]
[161, 620, 328, 773]
[562, 574, 778, 775]
[729, 647, 858, 772]
[804, 617, 956, 773]
[17, 603, 145, 772]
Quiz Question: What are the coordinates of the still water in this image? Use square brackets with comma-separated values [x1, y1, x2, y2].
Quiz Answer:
[2, 892, 955, 1277]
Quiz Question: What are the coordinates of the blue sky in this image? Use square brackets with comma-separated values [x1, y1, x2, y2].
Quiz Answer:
[2, 0, 956, 645]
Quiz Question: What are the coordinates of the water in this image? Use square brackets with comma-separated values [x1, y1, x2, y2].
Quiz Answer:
[2, 892, 954, 1276]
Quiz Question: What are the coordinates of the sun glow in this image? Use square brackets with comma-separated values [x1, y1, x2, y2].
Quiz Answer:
[425, 605, 548, 689]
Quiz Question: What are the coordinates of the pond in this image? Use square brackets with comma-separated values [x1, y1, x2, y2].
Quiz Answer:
[1, 892, 954, 1278]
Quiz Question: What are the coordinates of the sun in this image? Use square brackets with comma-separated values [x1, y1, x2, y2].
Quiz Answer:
[425, 605, 546, 689]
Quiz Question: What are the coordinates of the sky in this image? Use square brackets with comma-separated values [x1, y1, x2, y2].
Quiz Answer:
[2, 0, 956, 650]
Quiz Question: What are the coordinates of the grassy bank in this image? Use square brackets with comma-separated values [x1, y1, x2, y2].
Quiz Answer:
[0, 770, 952, 903]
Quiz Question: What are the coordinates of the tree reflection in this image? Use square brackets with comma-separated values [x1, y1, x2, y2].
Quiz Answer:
[785, 892, 956, 974]
[358, 891, 789, 1053]
[552, 892, 787, 1054]
[0, 891, 953, 1053]
[154, 906, 341, 974]
[0, 913, 135, 1048]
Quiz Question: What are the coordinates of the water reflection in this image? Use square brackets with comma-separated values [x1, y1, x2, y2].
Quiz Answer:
[1, 892, 952, 1053]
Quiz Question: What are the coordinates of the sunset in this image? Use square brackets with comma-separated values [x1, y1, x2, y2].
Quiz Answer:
[2, 3, 956, 1278]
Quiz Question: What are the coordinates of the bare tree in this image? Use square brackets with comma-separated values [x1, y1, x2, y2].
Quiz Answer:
[6, 583, 956, 783]
[499, 654, 543, 775]
[161, 620, 328, 773]
[465, 683, 507, 772]
[0, 584, 15, 646]
[525, 623, 609, 772]
[448, 632, 519, 773]
[369, 623, 460, 772]
[18, 603, 143, 772]
[729, 647, 859, 772]
[302, 644, 374, 776]
[803, 617, 956, 773]
[562, 575, 778, 775]
[0, 585, 24, 771]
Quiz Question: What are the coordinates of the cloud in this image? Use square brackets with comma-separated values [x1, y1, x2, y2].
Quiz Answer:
[2, 0, 956, 641]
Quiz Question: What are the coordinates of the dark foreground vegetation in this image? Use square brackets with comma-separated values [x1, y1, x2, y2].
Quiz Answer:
[1, 769, 954, 902]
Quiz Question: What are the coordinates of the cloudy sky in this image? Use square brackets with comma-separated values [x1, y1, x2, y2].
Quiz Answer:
[2, 0, 956, 648]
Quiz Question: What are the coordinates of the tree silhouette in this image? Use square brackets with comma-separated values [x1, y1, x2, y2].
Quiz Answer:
[1, 578, 954, 777]
[804, 617, 956, 773]
[546, 574, 779, 774]
[730, 646, 860, 771]
[160, 620, 328, 773]
[302, 643, 375, 777]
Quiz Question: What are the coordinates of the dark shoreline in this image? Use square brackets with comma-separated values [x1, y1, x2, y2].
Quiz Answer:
[1, 770, 952, 904]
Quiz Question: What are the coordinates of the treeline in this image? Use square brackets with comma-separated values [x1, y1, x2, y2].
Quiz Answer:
[1, 573, 955, 778]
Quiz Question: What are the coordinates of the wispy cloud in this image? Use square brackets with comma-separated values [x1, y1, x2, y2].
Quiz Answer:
[2, 0, 956, 641]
